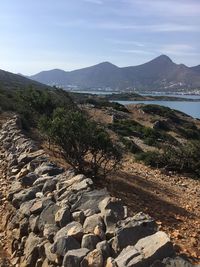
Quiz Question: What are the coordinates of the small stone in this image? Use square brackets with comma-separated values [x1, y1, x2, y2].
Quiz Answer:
[30, 201, 43, 215]
[37, 204, 59, 232]
[55, 207, 71, 228]
[36, 192, 44, 198]
[55, 221, 83, 242]
[62, 248, 89, 267]
[82, 249, 104, 267]
[72, 211, 85, 225]
[43, 224, 59, 243]
[83, 214, 105, 234]
[105, 257, 117, 267]
[51, 236, 80, 257]
[94, 225, 106, 240]
[96, 241, 111, 262]
[42, 179, 57, 194]
[44, 242, 57, 263]
[81, 234, 100, 250]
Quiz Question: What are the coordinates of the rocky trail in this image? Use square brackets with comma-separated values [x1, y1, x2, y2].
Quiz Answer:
[0, 115, 199, 267]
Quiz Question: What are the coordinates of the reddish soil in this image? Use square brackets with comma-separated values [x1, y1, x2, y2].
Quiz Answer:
[100, 156, 200, 264]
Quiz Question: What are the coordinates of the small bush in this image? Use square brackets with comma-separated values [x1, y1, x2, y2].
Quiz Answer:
[39, 108, 122, 177]
[110, 119, 177, 147]
[121, 137, 142, 154]
[13, 87, 75, 129]
[160, 141, 200, 177]
[135, 151, 161, 167]
[136, 141, 200, 178]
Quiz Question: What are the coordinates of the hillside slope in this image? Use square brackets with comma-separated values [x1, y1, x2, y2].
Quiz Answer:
[0, 69, 49, 90]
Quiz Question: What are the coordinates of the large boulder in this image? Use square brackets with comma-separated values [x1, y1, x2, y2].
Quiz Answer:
[17, 149, 44, 165]
[35, 162, 64, 176]
[42, 179, 57, 194]
[20, 172, 39, 186]
[58, 178, 93, 202]
[51, 236, 80, 256]
[7, 181, 22, 201]
[135, 231, 174, 258]
[112, 212, 157, 252]
[99, 197, 127, 236]
[72, 211, 85, 225]
[72, 189, 109, 215]
[81, 234, 100, 250]
[44, 242, 57, 263]
[62, 248, 89, 267]
[37, 204, 60, 232]
[54, 221, 83, 242]
[82, 249, 104, 267]
[19, 199, 36, 217]
[30, 200, 43, 215]
[83, 214, 105, 234]
[57, 174, 87, 194]
[96, 240, 112, 262]
[115, 247, 141, 267]
[115, 231, 174, 267]
[43, 224, 59, 243]
[55, 207, 71, 228]
[23, 233, 44, 267]
[12, 186, 41, 208]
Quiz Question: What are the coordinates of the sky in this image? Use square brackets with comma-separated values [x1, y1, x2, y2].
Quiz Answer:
[0, 0, 200, 75]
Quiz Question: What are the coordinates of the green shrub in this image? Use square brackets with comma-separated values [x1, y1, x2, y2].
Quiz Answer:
[121, 137, 142, 154]
[142, 104, 175, 117]
[135, 151, 161, 167]
[136, 141, 200, 178]
[39, 108, 122, 177]
[160, 141, 200, 177]
[177, 126, 200, 139]
[110, 119, 177, 147]
[13, 87, 75, 129]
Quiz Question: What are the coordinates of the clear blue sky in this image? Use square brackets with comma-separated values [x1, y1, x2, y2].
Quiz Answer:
[0, 0, 200, 74]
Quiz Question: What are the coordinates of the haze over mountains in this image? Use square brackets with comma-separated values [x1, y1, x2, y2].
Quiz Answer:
[29, 55, 200, 92]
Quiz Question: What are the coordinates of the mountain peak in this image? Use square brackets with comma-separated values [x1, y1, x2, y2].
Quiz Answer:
[154, 55, 173, 63]
[97, 62, 118, 68]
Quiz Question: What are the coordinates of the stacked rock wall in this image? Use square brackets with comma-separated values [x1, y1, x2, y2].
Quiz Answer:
[0, 116, 195, 267]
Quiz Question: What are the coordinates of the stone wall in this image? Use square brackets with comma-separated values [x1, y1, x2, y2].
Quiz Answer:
[0, 116, 195, 267]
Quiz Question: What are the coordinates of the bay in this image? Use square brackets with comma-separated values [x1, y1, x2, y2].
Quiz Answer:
[68, 90, 200, 119]
[113, 100, 200, 119]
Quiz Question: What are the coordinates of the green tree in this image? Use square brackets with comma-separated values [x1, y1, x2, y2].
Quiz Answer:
[14, 87, 75, 129]
[39, 108, 122, 177]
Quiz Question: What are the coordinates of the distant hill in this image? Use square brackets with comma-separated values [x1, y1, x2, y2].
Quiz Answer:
[0, 69, 49, 90]
[191, 65, 200, 74]
[29, 55, 200, 92]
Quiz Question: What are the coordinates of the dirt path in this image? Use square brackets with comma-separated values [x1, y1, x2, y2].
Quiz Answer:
[102, 156, 200, 263]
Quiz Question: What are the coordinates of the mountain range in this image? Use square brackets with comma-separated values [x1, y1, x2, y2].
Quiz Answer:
[29, 55, 200, 92]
